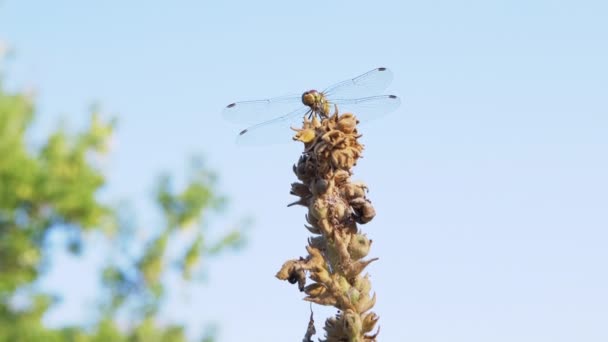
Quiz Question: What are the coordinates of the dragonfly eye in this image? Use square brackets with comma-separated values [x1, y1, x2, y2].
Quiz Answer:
[301, 91, 316, 107]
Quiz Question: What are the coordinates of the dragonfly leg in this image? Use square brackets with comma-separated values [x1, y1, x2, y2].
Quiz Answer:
[306, 109, 315, 120]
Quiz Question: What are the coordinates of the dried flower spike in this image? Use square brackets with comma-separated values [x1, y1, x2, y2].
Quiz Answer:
[276, 109, 381, 341]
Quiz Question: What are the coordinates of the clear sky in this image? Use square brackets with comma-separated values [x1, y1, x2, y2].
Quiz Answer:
[1, 0, 607, 341]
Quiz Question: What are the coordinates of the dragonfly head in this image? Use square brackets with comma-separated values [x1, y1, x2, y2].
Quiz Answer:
[302, 89, 322, 108]
[302, 90, 332, 118]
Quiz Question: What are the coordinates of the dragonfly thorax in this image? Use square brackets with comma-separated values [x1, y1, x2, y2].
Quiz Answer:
[301, 90, 331, 118]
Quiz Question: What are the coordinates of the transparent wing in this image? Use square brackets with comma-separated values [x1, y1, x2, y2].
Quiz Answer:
[235, 107, 310, 146]
[322, 67, 394, 99]
[222, 94, 302, 125]
[331, 95, 401, 123]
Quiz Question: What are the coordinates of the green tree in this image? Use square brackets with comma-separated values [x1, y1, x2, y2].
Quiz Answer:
[0, 74, 243, 341]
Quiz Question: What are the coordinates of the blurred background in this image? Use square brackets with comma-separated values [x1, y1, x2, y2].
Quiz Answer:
[1, 1, 607, 341]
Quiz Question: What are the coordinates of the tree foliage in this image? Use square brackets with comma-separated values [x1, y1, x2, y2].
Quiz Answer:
[0, 79, 243, 341]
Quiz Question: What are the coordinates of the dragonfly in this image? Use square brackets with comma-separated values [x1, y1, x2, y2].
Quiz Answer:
[222, 67, 401, 145]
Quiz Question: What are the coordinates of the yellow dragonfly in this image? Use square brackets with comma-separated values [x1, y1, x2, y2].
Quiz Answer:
[223, 67, 401, 145]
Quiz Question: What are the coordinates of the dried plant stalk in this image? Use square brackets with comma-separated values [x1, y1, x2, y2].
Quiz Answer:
[276, 106, 380, 342]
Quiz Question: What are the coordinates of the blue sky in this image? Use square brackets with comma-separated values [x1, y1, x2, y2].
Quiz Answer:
[1, 0, 607, 341]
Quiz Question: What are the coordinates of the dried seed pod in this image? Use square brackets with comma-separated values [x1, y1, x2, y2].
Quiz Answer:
[337, 113, 358, 134]
[348, 234, 372, 260]
[305, 245, 327, 270]
[329, 198, 349, 222]
[308, 236, 326, 250]
[345, 258, 379, 279]
[304, 283, 328, 297]
[343, 309, 363, 337]
[361, 312, 379, 333]
[350, 198, 376, 224]
[331, 230, 352, 265]
[354, 274, 372, 295]
[317, 218, 333, 236]
[309, 197, 328, 220]
[291, 182, 311, 197]
[291, 270, 307, 291]
[310, 115, 322, 129]
[341, 181, 368, 200]
[355, 292, 376, 314]
[311, 178, 329, 196]
[309, 266, 331, 284]
[288, 182, 313, 207]
[321, 130, 346, 147]
[275, 258, 307, 291]
[323, 315, 346, 340]
[276, 259, 298, 280]
[334, 169, 351, 185]
[293, 127, 316, 144]
[347, 286, 361, 303]
[335, 275, 351, 293]
[295, 155, 315, 181]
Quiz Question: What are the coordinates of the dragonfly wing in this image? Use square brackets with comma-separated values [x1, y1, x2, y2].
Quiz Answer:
[322, 67, 394, 99]
[332, 95, 401, 123]
[235, 107, 311, 146]
[222, 94, 302, 125]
